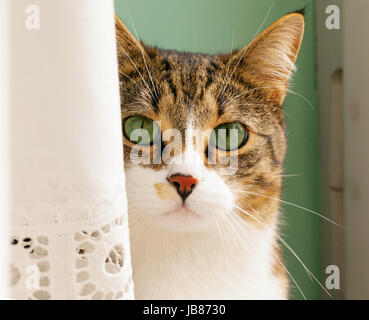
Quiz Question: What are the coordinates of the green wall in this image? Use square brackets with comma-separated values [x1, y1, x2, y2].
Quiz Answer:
[115, 0, 321, 299]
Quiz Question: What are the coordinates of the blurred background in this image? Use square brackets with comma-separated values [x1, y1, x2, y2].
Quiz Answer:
[116, 0, 369, 300]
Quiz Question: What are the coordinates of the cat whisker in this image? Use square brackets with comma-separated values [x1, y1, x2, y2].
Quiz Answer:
[220, 216, 248, 270]
[217, 34, 235, 102]
[232, 203, 328, 298]
[224, 102, 296, 122]
[233, 189, 343, 227]
[117, 44, 156, 101]
[272, 173, 304, 179]
[223, 85, 316, 114]
[276, 235, 312, 282]
[232, 204, 265, 226]
[287, 89, 316, 111]
[122, 0, 159, 101]
[226, 85, 280, 104]
[242, 203, 315, 288]
[277, 235, 332, 298]
[214, 218, 229, 266]
[218, 215, 249, 271]
[276, 255, 307, 300]
[122, 92, 152, 108]
[120, 72, 151, 98]
[122, 90, 146, 102]
[218, 0, 276, 101]
[224, 213, 253, 255]
[253, 0, 276, 38]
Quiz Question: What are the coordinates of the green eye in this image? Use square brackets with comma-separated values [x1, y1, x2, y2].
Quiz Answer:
[123, 116, 160, 145]
[211, 122, 248, 151]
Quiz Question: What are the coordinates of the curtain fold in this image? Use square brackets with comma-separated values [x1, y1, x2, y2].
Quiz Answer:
[8, 0, 133, 299]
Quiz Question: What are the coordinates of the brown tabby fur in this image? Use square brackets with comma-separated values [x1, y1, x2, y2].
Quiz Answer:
[116, 12, 305, 297]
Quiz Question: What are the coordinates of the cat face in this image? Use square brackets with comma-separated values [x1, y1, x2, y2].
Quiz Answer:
[116, 13, 304, 232]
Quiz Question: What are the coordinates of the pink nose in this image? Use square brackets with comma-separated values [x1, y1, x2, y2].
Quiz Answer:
[168, 174, 198, 202]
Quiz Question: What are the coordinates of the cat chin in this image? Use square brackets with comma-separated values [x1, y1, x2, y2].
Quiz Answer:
[140, 207, 221, 233]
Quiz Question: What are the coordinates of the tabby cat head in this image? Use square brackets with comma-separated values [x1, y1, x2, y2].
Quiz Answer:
[116, 13, 304, 231]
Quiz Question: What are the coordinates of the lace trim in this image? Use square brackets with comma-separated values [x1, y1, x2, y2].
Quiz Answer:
[10, 214, 134, 300]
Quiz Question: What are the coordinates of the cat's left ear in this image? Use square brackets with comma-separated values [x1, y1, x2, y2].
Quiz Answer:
[115, 14, 148, 74]
[115, 14, 143, 54]
[229, 13, 305, 106]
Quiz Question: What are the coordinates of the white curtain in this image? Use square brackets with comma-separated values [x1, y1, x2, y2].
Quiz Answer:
[7, 0, 133, 299]
[0, 0, 10, 300]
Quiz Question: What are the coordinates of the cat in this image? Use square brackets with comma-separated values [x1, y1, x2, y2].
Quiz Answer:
[116, 11, 305, 299]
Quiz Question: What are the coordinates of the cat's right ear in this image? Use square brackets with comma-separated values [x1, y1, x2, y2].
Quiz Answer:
[221, 13, 305, 106]
[115, 14, 145, 59]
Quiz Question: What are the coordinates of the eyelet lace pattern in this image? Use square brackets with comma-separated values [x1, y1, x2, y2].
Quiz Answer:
[9, 182, 134, 300]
